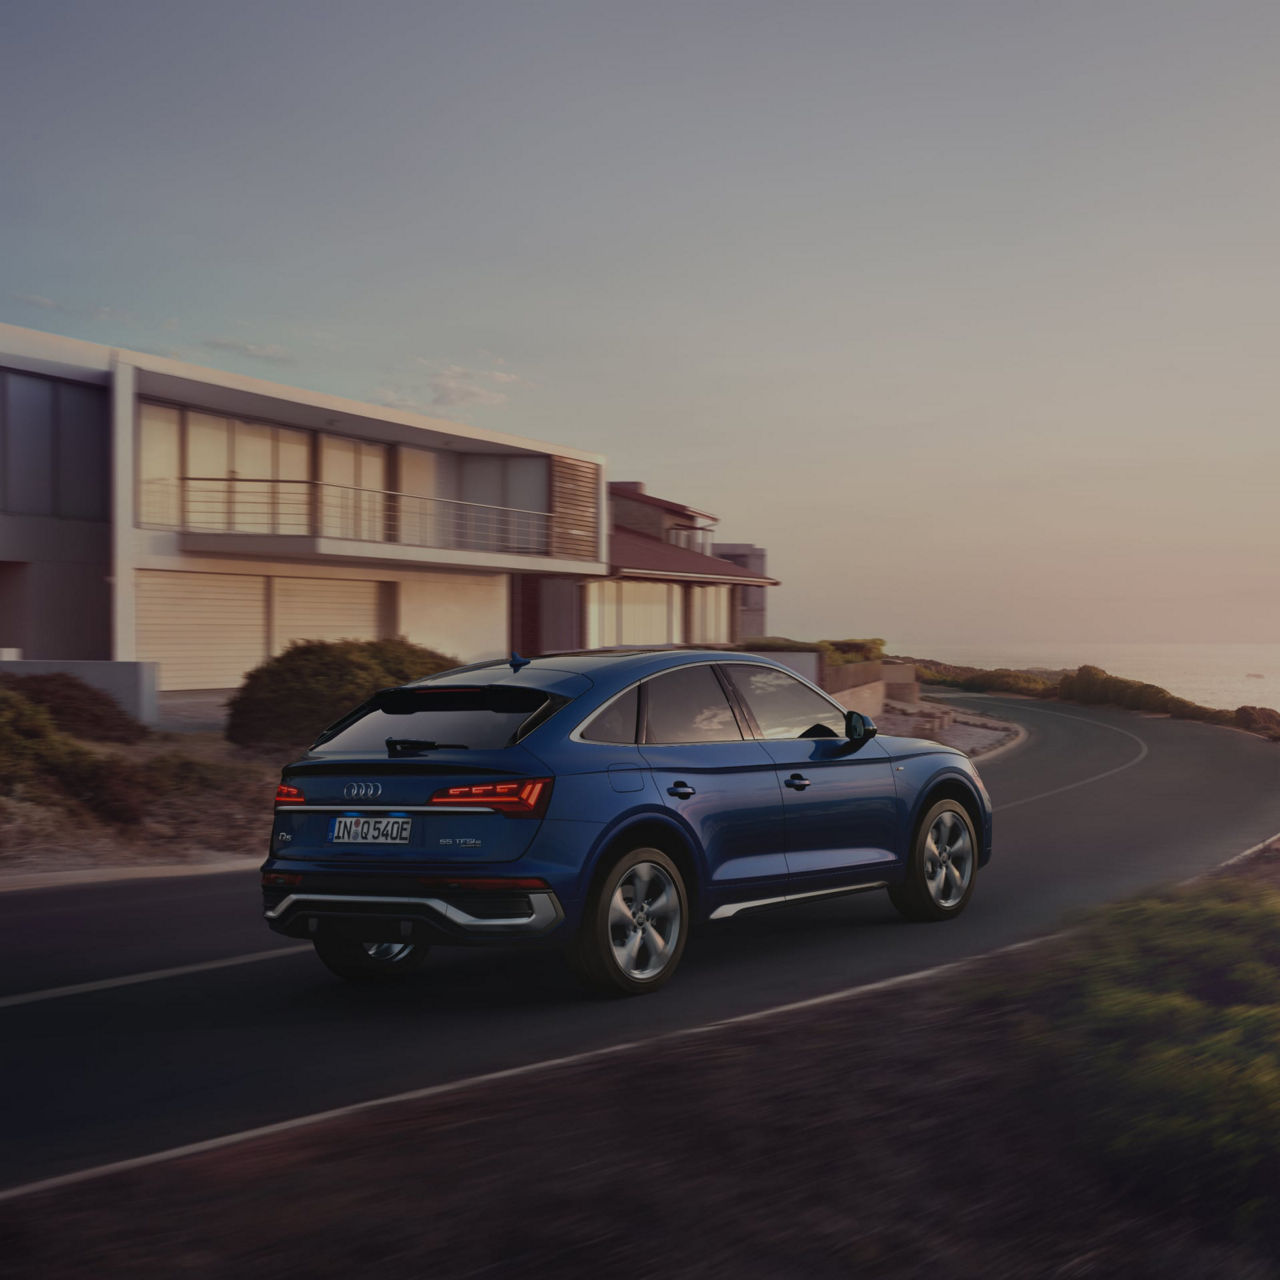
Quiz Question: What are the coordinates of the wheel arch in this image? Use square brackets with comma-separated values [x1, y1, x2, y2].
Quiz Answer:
[912, 774, 986, 859]
[582, 814, 704, 922]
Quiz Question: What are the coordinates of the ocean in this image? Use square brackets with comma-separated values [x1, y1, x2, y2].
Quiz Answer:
[888, 641, 1280, 715]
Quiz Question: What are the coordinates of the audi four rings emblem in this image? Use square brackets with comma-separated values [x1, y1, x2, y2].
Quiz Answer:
[343, 782, 383, 800]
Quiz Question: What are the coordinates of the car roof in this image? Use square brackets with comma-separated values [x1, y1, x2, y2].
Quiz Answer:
[407, 648, 785, 693]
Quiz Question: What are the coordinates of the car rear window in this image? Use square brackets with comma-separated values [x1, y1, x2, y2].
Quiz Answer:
[311, 686, 563, 754]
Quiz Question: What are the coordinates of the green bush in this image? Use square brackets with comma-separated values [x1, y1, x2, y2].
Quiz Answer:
[226, 637, 459, 748]
[735, 636, 826, 653]
[822, 637, 886, 664]
[1056, 665, 1242, 727]
[957, 667, 1056, 696]
[991, 881, 1280, 1244]
[0, 672, 148, 743]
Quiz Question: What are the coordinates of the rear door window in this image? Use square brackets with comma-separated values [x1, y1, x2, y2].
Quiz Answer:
[643, 664, 743, 744]
[724, 664, 845, 739]
[312, 686, 559, 753]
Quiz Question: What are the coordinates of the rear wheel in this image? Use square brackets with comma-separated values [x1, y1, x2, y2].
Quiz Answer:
[313, 935, 431, 982]
[572, 847, 688, 996]
[889, 799, 978, 922]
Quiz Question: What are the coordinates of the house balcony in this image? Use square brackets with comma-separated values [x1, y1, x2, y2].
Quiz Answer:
[141, 478, 605, 575]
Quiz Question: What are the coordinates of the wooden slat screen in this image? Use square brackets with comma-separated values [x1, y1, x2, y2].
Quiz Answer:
[549, 457, 601, 561]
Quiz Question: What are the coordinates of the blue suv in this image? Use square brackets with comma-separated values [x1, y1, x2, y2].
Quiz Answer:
[261, 650, 993, 995]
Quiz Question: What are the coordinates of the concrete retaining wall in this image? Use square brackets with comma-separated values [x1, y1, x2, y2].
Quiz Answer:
[829, 680, 886, 719]
[0, 659, 159, 725]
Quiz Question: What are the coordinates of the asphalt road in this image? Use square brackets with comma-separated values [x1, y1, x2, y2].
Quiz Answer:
[3, 696, 1280, 1192]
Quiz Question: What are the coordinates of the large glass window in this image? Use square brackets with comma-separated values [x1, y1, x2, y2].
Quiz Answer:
[137, 404, 317, 533]
[726, 664, 844, 740]
[320, 435, 387, 539]
[643, 664, 743, 744]
[138, 404, 181, 525]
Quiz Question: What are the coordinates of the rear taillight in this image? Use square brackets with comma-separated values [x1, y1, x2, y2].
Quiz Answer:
[263, 872, 302, 887]
[428, 777, 553, 818]
[275, 783, 305, 806]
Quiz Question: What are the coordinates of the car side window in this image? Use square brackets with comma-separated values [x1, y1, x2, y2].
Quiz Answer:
[726, 664, 845, 740]
[579, 685, 639, 744]
[643, 665, 744, 744]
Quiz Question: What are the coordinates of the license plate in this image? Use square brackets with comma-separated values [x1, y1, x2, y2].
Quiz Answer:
[327, 816, 412, 844]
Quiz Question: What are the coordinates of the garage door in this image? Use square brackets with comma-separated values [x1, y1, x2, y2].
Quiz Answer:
[271, 577, 380, 653]
[136, 570, 267, 690]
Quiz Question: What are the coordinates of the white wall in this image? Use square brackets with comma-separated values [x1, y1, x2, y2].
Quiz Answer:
[398, 571, 509, 662]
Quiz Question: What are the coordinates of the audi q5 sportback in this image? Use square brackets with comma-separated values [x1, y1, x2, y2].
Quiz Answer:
[262, 650, 993, 995]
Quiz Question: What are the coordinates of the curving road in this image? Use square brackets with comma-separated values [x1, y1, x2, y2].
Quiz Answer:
[3, 696, 1280, 1192]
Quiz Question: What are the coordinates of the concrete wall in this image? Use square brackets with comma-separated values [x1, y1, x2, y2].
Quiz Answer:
[0, 658, 158, 725]
[829, 680, 886, 719]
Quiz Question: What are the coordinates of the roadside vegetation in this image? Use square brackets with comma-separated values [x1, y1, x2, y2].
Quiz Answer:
[8, 846, 1280, 1277]
[0, 678, 275, 870]
[908, 656, 1280, 740]
[225, 637, 458, 748]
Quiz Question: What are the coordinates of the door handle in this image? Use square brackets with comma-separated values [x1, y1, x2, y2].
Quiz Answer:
[785, 773, 812, 791]
[667, 782, 696, 800]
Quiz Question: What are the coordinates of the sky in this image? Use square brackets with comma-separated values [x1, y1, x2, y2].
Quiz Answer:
[2, 0, 1278, 647]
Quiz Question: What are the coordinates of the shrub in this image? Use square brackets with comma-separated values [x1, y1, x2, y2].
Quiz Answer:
[0, 689, 146, 824]
[0, 672, 147, 743]
[822, 637, 886, 663]
[1056, 666, 1247, 728]
[735, 636, 826, 653]
[989, 881, 1280, 1245]
[226, 637, 460, 748]
[958, 667, 1056, 696]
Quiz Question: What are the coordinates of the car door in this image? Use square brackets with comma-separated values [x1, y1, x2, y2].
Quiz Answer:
[637, 662, 787, 902]
[720, 662, 899, 892]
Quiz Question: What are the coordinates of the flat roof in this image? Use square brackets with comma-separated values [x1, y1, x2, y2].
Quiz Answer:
[0, 321, 604, 464]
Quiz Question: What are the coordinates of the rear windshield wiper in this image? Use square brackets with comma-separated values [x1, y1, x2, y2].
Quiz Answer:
[385, 738, 470, 757]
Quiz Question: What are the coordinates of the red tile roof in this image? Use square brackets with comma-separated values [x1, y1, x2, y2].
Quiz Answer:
[608, 482, 717, 523]
[610, 527, 778, 585]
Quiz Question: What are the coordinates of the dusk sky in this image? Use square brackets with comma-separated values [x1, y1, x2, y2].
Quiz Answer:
[3, 1, 1277, 646]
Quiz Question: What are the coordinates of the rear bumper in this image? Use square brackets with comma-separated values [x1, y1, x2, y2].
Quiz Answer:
[264, 888, 565, 942]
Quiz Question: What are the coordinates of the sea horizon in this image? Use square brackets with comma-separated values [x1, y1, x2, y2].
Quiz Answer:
[886, 640, 1280, 715]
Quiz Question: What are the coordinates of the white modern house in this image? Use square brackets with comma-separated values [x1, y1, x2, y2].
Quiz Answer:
[0, 323, 607, 697]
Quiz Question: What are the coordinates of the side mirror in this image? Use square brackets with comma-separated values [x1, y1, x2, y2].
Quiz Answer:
[844, 710, 878, 743]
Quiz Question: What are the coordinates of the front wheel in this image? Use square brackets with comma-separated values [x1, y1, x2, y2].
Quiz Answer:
[313, 935, 431, 982]
[572, 848, 689, 996]
[889, 800, 978, 922]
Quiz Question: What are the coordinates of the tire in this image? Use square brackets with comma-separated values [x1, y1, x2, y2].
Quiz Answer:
[313, 935, 431, 982]
[572, 847, 689, 996]
[889, 799, 978, 922]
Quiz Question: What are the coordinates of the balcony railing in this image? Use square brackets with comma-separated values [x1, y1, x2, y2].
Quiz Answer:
[141, 477, 552, 556]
